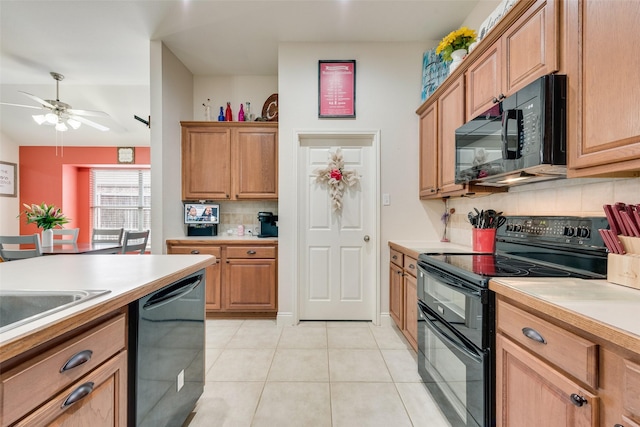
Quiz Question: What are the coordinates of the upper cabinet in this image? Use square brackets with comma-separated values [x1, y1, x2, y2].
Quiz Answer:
[418, 76, 467, 199]
[564, 0, 640, 177]
[181, 122, 278, 201]
[466, 0, 559, 119]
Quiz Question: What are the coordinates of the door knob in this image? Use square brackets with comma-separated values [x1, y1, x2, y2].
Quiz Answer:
[364, 235, 370, 242]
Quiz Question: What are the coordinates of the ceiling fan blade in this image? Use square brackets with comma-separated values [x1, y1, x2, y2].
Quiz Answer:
[0, 101, 44, 110]
[19, 91, 56, 109]
[67, 108, 110, 118]
[70, 115, 109, 132]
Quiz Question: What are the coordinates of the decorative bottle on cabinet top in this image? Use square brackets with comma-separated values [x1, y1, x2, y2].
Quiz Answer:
[238, 104, 245, 121]
[225, 102, 233, 121]
[218, 106, 225, 121]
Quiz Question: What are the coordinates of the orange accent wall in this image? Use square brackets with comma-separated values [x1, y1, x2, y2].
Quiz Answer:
[19, 146, 150, 243]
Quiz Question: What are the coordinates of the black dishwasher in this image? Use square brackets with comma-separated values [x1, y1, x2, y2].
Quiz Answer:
[128, 269, 205, 427]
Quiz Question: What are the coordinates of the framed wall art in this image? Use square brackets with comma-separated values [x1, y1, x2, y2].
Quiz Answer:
[318, 60, 356, 118]
[0, 161, 17, 198]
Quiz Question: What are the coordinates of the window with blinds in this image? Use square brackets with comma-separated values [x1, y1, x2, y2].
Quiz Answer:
[90, 169, 151, 245]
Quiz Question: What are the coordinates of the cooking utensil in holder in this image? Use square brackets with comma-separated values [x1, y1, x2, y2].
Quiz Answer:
[607, 236, 640, 289]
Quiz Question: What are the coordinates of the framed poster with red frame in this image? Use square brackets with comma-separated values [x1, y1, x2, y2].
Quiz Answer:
[318, 60, 356, 118]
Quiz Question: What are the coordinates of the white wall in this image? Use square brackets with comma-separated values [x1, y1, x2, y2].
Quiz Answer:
[278, 42, 442, 323]
[0, 132, 20, 235]
[150, 41, 194, 254]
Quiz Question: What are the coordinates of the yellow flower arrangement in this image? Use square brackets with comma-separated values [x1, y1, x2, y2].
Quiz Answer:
[436, 26, 477, 61]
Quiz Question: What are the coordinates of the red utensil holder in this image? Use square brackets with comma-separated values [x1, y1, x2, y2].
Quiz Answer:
[473, 228, 497, 253]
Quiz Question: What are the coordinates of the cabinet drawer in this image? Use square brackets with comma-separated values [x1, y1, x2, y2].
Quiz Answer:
[403, 255, 418, 277]
[168, 245, 221, 258]
[226, 246, 276, 259]
[624, 359, 640, 419]
[497, 300, 598, 388]
[0, 313, 126, 427]
[390, 249, 403, 267]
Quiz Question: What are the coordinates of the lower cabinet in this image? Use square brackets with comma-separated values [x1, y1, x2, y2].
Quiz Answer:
[0, 311, 127, 426]
[495, 296, 640, 427]
[166, 240, 278, 317]
[496, 334, 598, 427]
[388, 245, 418, 351]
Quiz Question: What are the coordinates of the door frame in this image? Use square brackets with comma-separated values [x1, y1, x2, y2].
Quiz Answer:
[293, 129, 381, 325]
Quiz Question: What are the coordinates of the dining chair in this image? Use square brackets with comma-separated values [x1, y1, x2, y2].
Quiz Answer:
[52, 228, 79, 244]
[92, 228, 125, 245]
[0, 234, 43, 261]
[121, 230, 149, 254]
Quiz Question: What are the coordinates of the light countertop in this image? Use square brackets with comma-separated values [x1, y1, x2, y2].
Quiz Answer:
[0, 254, 214, 362]
[490, 277, 640, 353]
[388, 240, 474, 258]
[166, 235, 278, 243]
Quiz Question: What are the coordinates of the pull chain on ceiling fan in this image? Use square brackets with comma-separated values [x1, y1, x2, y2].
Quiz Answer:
[0, 71, 110, 132]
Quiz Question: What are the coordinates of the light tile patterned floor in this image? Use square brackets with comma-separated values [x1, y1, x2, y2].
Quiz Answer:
[186, 319, 451, 427]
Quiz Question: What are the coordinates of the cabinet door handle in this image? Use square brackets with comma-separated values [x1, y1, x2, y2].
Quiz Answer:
[191, 250, 200, 254]
[247, 250, 256, 255]
[392, 255, 398, 260]
[409, 264, 415, 270]
[60, 350, 93, 372]
[522, 327, 547, 344]
[61, 382, 94, 408]
[498, 93, 506, 100]
[613, 424, 624, 427]
[570, 393, 587, 407]
[226, 194, 230, 198]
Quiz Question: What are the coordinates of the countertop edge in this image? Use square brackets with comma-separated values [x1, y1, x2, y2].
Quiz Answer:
[0, 256, 214, 364]
[490, 279, 640, 355]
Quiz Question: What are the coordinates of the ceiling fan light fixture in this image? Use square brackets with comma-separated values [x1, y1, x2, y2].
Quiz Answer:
[32, 114, 47, 125]
[66, 118, 81, 129]
[55, 121, 68, 132]
[45, 113, 58, 124]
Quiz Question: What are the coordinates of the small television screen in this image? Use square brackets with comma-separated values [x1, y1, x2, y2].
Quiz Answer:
[184, 203, 219, 224]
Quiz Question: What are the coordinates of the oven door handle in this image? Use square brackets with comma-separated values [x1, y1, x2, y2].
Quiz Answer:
[418, 264, 482, 298]
[418, 301, 483, 364]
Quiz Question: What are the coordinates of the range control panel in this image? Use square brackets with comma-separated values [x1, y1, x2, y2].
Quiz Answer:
[497, 216, 610, 248]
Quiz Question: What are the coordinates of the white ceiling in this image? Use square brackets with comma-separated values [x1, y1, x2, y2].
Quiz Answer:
[0, 0, 482, 147]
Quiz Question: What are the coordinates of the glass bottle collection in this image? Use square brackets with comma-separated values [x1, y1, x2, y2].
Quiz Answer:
[204, 100, 252, 122]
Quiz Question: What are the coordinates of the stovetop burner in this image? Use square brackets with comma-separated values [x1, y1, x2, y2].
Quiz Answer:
[421, 252, 605, 286]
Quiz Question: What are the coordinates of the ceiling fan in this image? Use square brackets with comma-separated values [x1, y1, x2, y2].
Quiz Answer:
[0, 71, 110, 132]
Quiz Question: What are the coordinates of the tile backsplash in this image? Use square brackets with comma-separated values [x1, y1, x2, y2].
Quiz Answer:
[445, 177, 640, 245]
[217, 201, 278, 236]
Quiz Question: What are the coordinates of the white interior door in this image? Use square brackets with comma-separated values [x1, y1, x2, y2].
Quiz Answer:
[298, 135, 377, 320]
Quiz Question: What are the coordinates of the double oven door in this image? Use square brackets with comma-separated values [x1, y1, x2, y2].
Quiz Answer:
[417, 262, 495, 427]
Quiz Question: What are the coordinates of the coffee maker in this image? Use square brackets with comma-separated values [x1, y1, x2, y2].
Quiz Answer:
[257, 212, 278, 237]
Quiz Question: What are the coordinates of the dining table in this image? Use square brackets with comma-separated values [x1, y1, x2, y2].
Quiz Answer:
[42, 242, 122, 255]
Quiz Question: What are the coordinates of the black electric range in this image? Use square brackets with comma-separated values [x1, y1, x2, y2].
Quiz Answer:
[415, 216, 609, 427]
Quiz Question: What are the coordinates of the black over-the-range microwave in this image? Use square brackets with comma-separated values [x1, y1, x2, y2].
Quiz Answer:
[455, 74, 567, 187]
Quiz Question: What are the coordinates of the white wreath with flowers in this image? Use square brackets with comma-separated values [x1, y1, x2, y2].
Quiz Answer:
[313, 149, 360, 212]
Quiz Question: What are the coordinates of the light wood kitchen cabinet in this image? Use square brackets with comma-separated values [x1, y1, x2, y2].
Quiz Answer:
[388, 246, 418, 351]
[389, 252, 404, 328]
[402, 255, 418, 349]
[166, 240, 278, 317]
[419, 102, 438, 197]
[496, 334, 598, 427]
[493, 291, 640, 427]
[165, 243, 222, 311]
[181, 122, 278, 201]
[564, 0, 640, 177]
[0, 312, 127, 427]
[466, 0, 559, 119]
[225, 246, 277, 312]
[437, 75, 466, 196]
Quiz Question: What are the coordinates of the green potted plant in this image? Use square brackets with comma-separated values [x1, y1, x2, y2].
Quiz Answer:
[19, 202, 69, 246]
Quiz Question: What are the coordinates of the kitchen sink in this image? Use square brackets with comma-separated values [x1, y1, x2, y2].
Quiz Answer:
[0, 289, 110, 333]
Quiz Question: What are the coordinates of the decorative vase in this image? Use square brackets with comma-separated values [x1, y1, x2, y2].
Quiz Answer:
[449, 48, 468, 74]
[42, 229, 53, 247]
